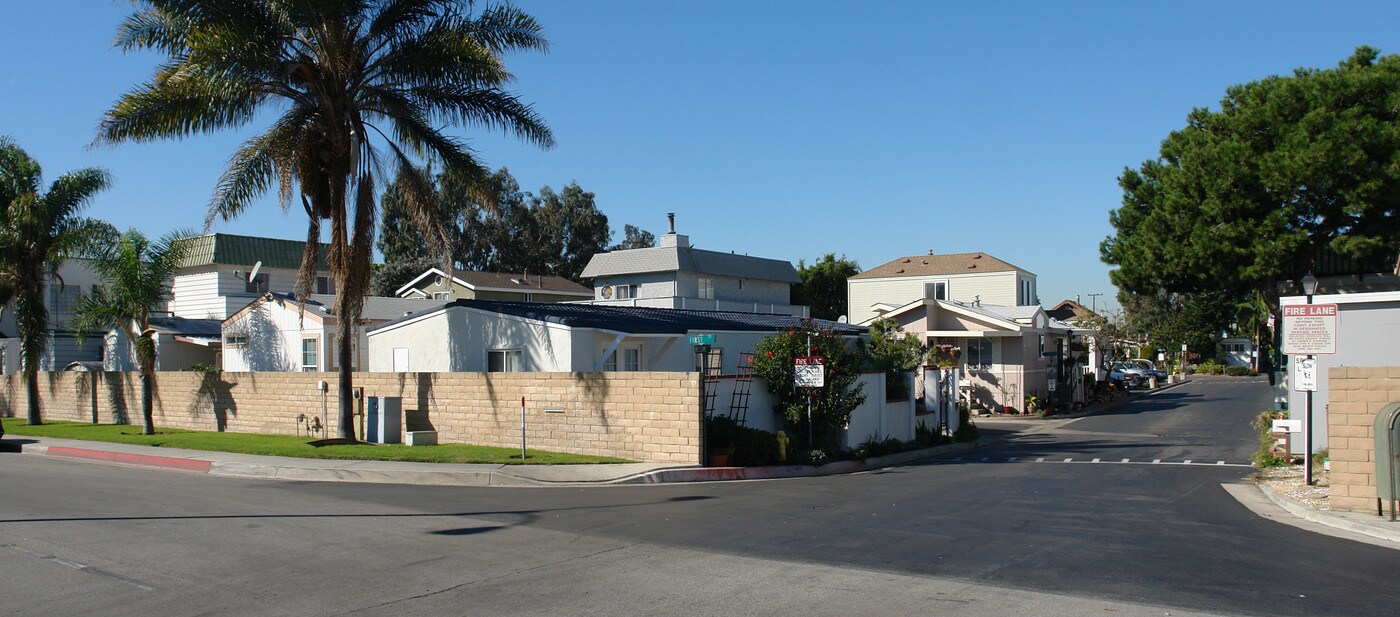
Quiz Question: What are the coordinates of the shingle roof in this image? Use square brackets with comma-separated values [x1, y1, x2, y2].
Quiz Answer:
[267, 293, 450, 321]
[148, 316, 223, 337]
[850, 252, 1030, 280]
[178, 233, 330, 270]
[580, 245, 800, 283]
[368, 300, 864, 336]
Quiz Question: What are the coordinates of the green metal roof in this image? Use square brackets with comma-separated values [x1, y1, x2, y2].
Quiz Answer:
[178, 233, 329, 270]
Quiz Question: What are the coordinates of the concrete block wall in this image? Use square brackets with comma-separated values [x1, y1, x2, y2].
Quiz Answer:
[0, 371, 703, 464]
[1324, 366, 1400, 514]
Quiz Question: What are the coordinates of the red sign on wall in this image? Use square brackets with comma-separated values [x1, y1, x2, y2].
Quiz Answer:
[1281, 304, 1338, 355]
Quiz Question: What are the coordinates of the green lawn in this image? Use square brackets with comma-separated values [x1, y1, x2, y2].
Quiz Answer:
[1, 420, 632, 465]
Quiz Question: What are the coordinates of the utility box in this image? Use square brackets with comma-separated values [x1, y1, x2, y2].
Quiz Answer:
[1373, 402, 1400, 517]
[366, 396, 402, 444]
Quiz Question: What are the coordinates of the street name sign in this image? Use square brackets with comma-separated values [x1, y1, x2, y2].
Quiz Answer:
[794, 356, 824, 388]
[687, 334, 715, 346]
[1281, 304, 1337, 355]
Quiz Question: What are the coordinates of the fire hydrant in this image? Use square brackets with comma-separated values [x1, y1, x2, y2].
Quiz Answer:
[776, 430, 790, 463]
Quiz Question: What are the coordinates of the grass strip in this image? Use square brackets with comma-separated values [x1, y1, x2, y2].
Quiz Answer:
[2, 420, 631, 465]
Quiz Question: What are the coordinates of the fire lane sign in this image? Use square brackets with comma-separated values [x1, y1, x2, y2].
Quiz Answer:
[794, 356, 825, 388]
[1281, 304, 1338, 355]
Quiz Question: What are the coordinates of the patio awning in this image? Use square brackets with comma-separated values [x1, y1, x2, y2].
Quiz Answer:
[173, 335, 221, 348]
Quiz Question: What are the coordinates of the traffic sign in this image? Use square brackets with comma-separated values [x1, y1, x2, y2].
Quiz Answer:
[1294, 357, 1318, 392]
[1282, 304, 1338, 355]
[687, 334, 715, 346]
[794, 356, 824, 388]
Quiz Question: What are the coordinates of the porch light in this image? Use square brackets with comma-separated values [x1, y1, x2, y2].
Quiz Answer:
[1299, 272, 1319, 297]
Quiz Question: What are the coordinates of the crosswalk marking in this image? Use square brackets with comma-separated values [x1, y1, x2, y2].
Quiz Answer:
[932, 457, 1251, 468]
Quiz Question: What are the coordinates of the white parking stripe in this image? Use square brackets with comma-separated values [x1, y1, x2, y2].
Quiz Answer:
[1091, 458, 1101, 463]
[1121, 458, 1130, 463]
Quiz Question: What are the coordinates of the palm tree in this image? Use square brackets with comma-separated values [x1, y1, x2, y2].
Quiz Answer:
[99, 1, 554, 439]
[0, 136, 111, 427]
[70, 229, 194, 435]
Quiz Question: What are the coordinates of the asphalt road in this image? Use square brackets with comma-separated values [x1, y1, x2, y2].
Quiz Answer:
[2, 378, 1397, 616]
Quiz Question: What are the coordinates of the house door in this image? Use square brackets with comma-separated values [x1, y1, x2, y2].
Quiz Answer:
[393, 347, 410, 372]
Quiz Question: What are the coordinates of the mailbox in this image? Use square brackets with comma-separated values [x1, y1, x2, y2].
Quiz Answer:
[1373, 402, 1400, 520]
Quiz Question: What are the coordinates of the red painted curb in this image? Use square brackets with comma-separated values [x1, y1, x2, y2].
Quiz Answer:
[46, 446, 212, 473]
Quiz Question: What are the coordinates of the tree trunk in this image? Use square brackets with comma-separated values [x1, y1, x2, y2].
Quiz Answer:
[26, 368, 41, 425]
[141, 369, 154, 436]
[337, 330, 355, 440]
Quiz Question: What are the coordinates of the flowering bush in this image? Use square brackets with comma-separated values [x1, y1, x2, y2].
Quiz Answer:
[750, 319, 866, 451]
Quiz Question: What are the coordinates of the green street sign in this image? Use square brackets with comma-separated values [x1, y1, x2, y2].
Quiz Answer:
[688, 334, 715, 346]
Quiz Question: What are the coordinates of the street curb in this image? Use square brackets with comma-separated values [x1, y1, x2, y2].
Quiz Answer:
[44, 445, 214, 474]
[615, 440, 982, 484]
[975, 378, 1194, 423]
[1255, 483, 1400, 545]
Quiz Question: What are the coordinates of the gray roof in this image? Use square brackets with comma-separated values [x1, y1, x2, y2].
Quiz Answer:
[580, 245, 800, 283]
[149, 316, 223, 338]
[369, 300, 863, 336]
[292, 294, 451, 321]
[969, 304, 1042, 322]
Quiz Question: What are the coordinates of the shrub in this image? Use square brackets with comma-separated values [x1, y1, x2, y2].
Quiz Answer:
[1196, 360, 1225, 375]
[915, 421, 948, 447]
[185, 363, 221, 374]
[1223, 365, 1252, 377]
[853, 436, 907, 460]
[707, 415, 778, 466]
[1251, 409, 1292, 468]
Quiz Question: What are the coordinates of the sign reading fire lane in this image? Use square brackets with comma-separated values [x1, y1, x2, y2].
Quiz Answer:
[1281, 304, 1338, 355]
[794, 356, 825, 388]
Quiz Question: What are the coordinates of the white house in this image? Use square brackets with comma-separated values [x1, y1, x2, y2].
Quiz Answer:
[847, 251, 1038, 325]
[104, 316, 222, 372]
[0, 259, 108, 374]
[577, 214, 807, 317]
[167, 233, 333, 321]
[222, 293, 450, 372]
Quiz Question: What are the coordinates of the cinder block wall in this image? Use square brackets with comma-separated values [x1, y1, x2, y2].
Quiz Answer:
[1324, 366, 1400, 514]
[0, 371, 703, 464]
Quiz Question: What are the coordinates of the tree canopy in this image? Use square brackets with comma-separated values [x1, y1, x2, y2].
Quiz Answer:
[793, 253, 860, 321]
[1103, 46, 1400, 310]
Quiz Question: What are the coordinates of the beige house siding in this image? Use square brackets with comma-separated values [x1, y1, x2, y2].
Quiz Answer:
[1324, 366, 1400, 514]
[0, 371, 703, 464]
[849, 270, 1024, 324]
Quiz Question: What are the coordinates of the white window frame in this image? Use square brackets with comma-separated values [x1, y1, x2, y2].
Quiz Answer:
[225, 333, 248, 347]
[432, 291, 451, 300]
[698, 277, 715, 300]
[604, 345, 643, 372]
[488, 349, 524, 372]
[615, 284, 634, 300]
[301, 336, 319, 372]
[924, 280, 948, 301]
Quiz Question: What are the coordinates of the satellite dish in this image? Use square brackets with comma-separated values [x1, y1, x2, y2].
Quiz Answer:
[837, 315, 848, 323]
[248, 261, 262, 283]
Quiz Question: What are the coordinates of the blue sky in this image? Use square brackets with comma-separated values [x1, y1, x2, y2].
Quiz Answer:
[5, 1, 1400, 315]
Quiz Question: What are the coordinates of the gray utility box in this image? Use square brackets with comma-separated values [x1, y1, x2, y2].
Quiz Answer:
[366, 396, 403, 444]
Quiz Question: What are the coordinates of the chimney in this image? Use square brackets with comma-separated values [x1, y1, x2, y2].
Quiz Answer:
[667, 212, 676, 234]
[660, 213, 689, 249]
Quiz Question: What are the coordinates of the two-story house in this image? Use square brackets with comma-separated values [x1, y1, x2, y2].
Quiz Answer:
[0, 259, 107, 374]
[849, 252, 1086, 413]
[577, 215, 807, 317]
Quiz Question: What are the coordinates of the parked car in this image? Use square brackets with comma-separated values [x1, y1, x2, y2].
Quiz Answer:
[1128, 359, 1168, 381]
[1108, 362, 1145, 387]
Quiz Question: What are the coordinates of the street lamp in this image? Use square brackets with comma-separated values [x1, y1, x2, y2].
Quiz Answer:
[1300, 272, 1318, 485]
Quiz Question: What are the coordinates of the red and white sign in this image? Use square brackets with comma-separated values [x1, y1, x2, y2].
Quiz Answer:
[794, 356, 825, 388]
[1281, 304, 1338, 355]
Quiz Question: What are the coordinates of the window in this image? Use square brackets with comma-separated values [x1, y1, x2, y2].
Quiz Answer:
[924, 281, 947, 301]
[315, 276, 335, 294]
[603, 346, 642, 372]
[1020, 279, 1034, 306]
[49, 284, 79, 314]
[698, 277, 715, 300]
[488, 350, 523, 372]
[695, 347, 722, 373]
[738, 279, 746, 290]
[432, 291, 451, 300]
[301, 338, 318, 372]
[329, 336, 358, 369]
[246, 272, 270, 294]
[1038, 335, 1045, 357]
[965, 337, 994, 369]
[224, 334, 248, 347]
[615, 284, 634, 300]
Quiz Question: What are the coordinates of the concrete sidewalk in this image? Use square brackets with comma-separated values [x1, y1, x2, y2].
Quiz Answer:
[1250, 482, 1400, 547]
[0, 435, 980, 487]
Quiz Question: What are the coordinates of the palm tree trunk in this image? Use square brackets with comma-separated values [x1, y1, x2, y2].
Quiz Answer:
[337, 331, 355, 440]
[25, 368, 41, 425]
[140, 368, 154, 435]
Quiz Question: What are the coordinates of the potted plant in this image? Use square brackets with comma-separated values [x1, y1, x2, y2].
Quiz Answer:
[1024, 394, 1041, 415]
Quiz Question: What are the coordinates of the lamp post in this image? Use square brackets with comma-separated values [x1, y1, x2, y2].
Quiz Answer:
[1300, 272, 1319, 486]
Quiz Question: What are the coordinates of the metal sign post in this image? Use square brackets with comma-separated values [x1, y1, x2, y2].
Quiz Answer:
[1284, 301, 1337, 486]
[520, 396, 527, 460]
[795, 355, 824, 448]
